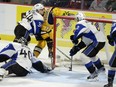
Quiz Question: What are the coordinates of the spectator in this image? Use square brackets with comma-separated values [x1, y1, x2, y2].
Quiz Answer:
[10, 0, 31, 4]
[1, 0, 10, 2]
[31, 0, 42, 5]
[111, 1, 116, 12]
[85, 0, 94, 8]
[89, 0, 108, 12]
[105, 0, 116, 12]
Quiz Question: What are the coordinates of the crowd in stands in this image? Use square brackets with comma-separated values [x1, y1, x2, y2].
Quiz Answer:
[0, 0, 115, 12]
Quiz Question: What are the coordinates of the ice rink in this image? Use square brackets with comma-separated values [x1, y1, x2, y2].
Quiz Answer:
[0, 40, 116, 87]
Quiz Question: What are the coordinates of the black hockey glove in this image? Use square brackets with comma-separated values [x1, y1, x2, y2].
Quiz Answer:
[70, 35, 78, 44]
[35, 34, 43, 40]
[107, 35, 114, 46]
[69, 45, 80, 56]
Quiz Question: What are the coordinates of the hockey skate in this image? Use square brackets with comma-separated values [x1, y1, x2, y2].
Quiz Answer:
[44, 67, 52, 73]
[87, 71, 98, 82]
[0, 68, 8, 81]
[96, 67, 106, 74]
[104, 83, 113, 87]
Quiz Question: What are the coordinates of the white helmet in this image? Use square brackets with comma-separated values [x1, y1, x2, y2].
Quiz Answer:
[33, 3, 44, 11]
[75, 12, 85, 21]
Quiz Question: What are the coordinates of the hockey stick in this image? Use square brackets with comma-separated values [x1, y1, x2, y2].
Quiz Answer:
[69, 56, 73, 71]
[56, 48, 74, 71]
[48, 51, 54, 70]
[56, 48, 71, 60]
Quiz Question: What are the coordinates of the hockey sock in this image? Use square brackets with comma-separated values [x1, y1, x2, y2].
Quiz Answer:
[108, 70, 115, 84]
[93, 58, 104, 69]
[85, 61, 96, 74]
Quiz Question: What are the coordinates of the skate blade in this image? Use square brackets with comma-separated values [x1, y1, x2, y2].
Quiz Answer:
[87, 77, 99, 82]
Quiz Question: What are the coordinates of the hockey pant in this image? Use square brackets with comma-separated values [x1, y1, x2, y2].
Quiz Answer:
[109, 49, 116, 67]
[82, 42, 105, 74]
[82, 42, 105, 57]
[34, 30, 53, 58]
[14, 24, 30, 41]
[1, 60, 29, 76]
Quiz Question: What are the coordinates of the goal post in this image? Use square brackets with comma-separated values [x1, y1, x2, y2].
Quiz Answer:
[52, 15, 116, 69]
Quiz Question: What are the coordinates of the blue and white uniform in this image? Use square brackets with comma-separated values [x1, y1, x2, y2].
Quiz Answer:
[0, 42, 50, 76]
[73, 20, 106, 57]
[70, 19, 106, 75]
[108, 22, 116, 67]
[73, 20, 106, 44]
[19, 10, 44, 35]
[104, 22, 116, 87]
[109, 22, 116, 46]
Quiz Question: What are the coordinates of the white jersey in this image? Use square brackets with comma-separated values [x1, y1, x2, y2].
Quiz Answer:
[73, 20, 106, 44]
[0, 42, 40, 71]
[19, 10, 44, 35]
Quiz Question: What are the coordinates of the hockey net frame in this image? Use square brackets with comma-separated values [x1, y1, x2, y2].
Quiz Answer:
[52, 16, 116, 69]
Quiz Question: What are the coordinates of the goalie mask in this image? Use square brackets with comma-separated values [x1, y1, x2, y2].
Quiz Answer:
[14, 36, 31, 45]
[75, 12, 85, 21]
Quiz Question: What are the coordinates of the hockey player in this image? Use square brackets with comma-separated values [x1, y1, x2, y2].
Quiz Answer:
[69, 12, 106, 81]
[33, 7, 62, 58]
[14, 3, 45, 44]
[104, 22, 116, 87]
[0, 37, 51, 81]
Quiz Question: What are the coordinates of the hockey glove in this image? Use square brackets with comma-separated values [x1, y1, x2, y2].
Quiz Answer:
[107, 35, 114, 46]
[35, 34, 44, 40]
[69, 45, 80, 56]
[70, 35, 78, 44]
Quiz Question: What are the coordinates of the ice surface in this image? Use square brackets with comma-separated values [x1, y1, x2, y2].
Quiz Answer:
[0, 40, 116, 87]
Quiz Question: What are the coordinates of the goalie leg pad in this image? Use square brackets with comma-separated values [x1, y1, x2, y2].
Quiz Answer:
[32, 61, 51, 73]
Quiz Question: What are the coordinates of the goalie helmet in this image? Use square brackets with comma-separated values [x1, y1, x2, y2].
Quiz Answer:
[33, 3, 45, 12]
[14, 36, 31, 45]
[75, 12, 85, 21]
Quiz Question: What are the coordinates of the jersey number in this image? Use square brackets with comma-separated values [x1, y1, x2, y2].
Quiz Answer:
[20, 49, 31, 59]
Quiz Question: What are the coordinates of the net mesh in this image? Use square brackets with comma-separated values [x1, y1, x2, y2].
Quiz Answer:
[52, 16, 116, 69]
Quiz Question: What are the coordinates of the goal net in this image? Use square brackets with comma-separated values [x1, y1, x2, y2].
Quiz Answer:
[52, 15, 116, 69]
